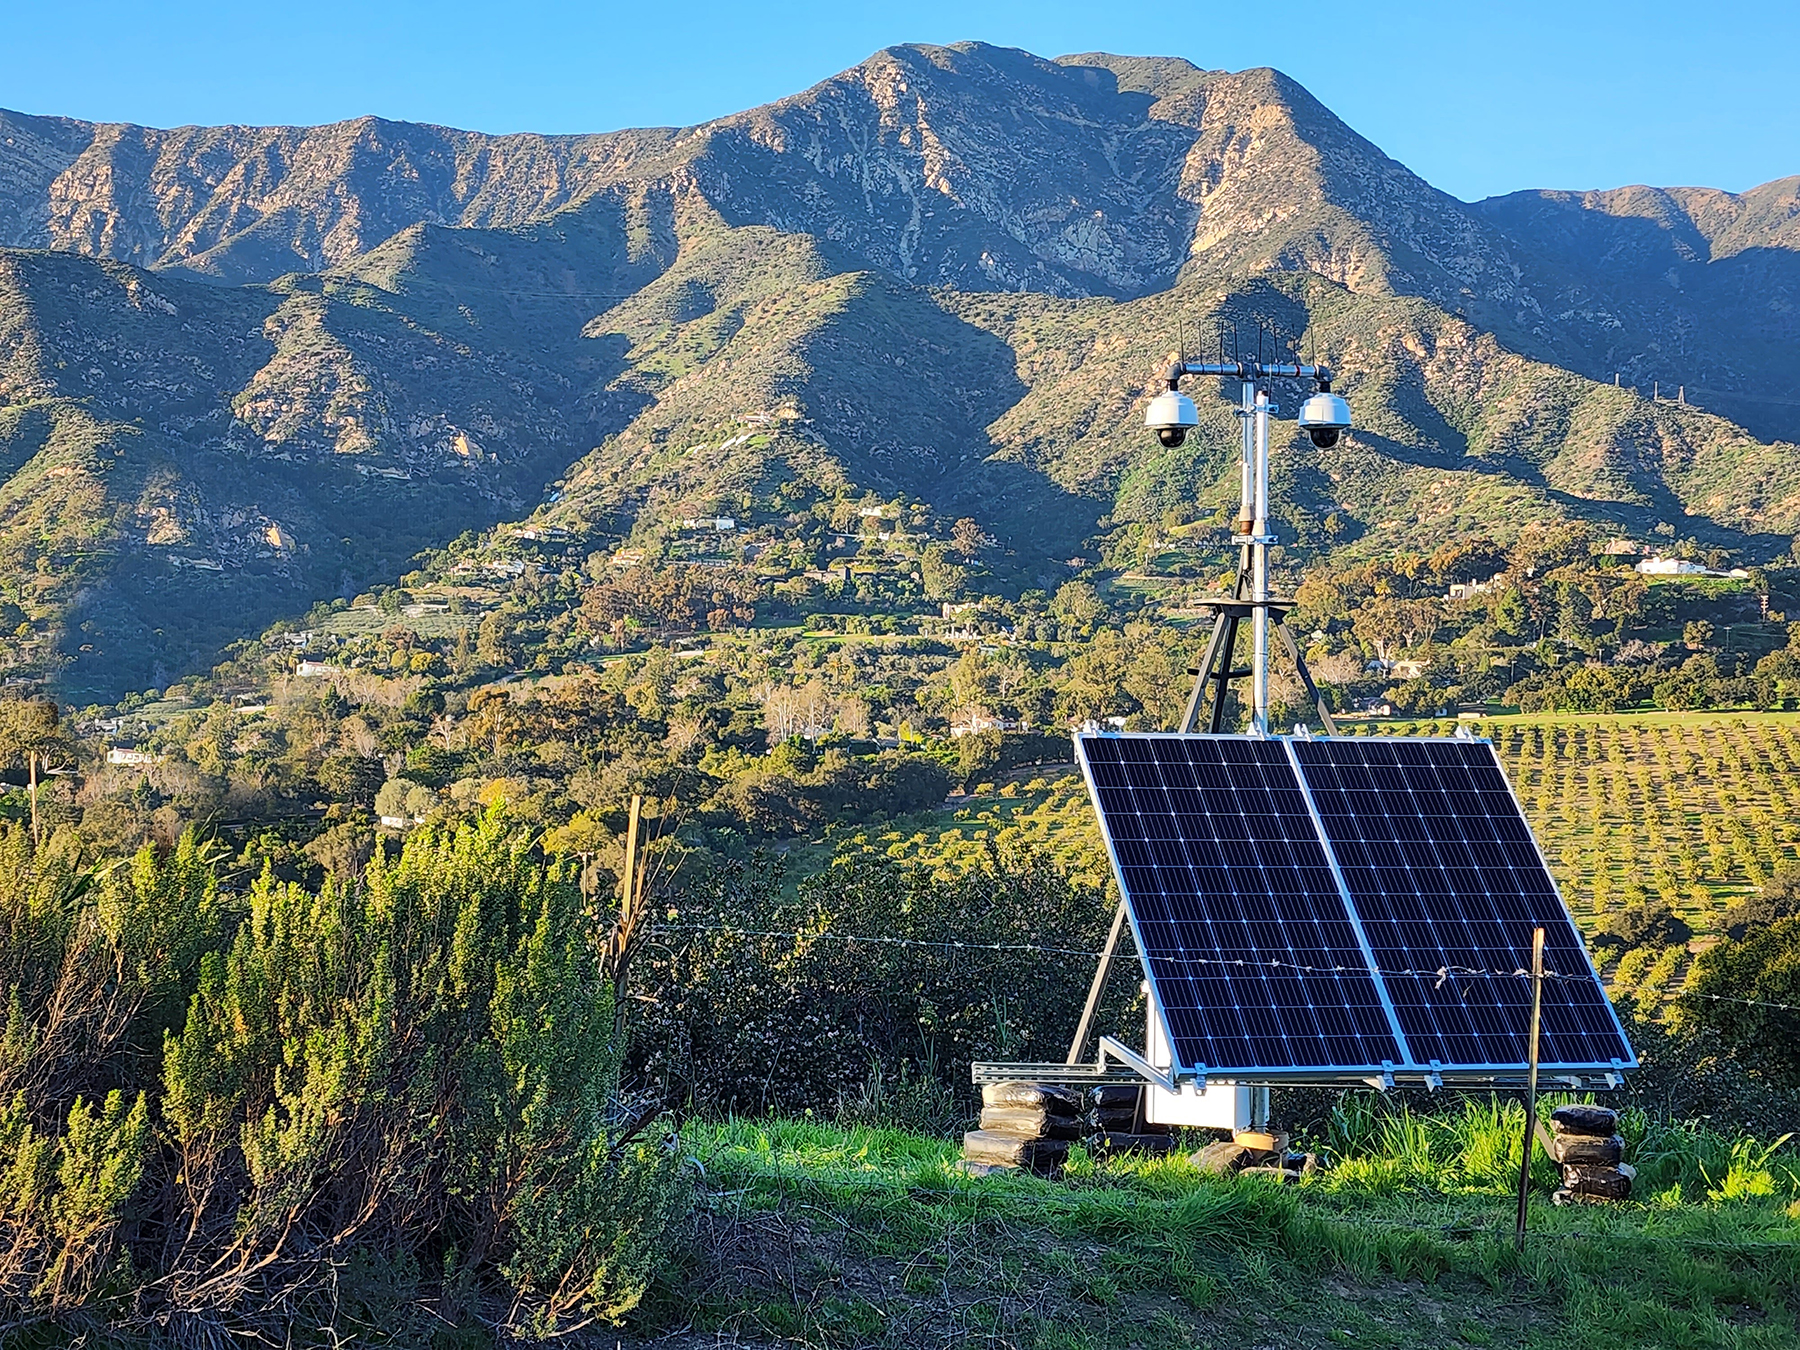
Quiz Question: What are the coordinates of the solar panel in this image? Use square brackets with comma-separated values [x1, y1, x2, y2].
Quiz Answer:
[1074, 731, 1634, 1085]
[1079, 735, 1403, 1076]
[1291, 737, 1633, 1073]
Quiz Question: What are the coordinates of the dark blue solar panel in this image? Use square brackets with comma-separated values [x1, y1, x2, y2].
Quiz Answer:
[1291, 737, 1632, 1070]
[1077, 734, 1403, 1074]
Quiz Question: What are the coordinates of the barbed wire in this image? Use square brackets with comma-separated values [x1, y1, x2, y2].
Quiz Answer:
[648, 923, 1800, 1016]
[650, 924, 1107, 959]
[649, 924, 1590, 986]
[1685, 992, 1800, 1014]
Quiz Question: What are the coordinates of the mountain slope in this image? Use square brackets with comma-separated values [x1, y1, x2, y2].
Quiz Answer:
[0, 41, 1795, 699]
[1472, 179, 1800, 440]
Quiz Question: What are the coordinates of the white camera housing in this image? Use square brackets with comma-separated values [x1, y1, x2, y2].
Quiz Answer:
[1298, 391, 1352, 448]
[1145, 389, 1199, 448]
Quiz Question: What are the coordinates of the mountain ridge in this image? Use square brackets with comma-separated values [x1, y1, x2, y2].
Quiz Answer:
[0, 41, 1796, 699]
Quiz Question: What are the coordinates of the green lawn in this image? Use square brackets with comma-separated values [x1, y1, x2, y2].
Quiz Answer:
[627, 1114, 1800, 1349]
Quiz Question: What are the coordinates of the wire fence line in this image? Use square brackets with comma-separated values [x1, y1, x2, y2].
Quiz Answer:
[647, 922, 1800, 1017]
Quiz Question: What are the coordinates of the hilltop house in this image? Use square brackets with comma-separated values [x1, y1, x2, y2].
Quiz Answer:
[1636, 556, 1750, 579]
[950, 711, 1024, 738]
[1446, 574, 1502, 600]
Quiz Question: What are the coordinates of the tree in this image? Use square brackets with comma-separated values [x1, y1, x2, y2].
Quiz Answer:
[1050, 581, 1105, 639]
[1589, 899, 1693, 955]
[762, 680, 833, 743]
[1352, 597, 1408, 665]
[317, 752, 384, 805]
[375, 777, 423, 819]
[920, 544, 967, 602]
[0, 698, 73, 844]
[1720, 864, 1800, 940]
[1429, 536, 1506, 588]
[1652, 673, 1708, 712]
[1675, 916, 1800, 1084]
[950, 517, 989, 560]
[476, 609, 521, 668]
[1683, 620, 1715, 651]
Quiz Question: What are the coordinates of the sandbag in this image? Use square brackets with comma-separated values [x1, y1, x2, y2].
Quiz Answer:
[1562, 1162, 1634, 1200]
[1550, 1103, 1619, 1137]
[1094, 1107, 1140, 1133]
[981, 1081, 1083, 1116]
[955, 1159, 1017, 1178]
[962, 1130, 1069, 1169]
[1550, 1133, 1624, 1166]
[1191, 1140, 1257, 1174]
[978, 1105, 1084, 1140]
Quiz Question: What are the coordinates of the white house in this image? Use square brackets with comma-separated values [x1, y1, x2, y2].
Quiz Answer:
[1636, 556, 1709, 576]
[949, 712, 1023, 738]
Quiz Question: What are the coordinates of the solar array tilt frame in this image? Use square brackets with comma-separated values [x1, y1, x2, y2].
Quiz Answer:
[1074, 732, 1635, 1088]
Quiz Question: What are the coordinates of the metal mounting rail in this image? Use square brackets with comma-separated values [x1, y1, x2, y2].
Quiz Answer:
[969, 1060, 1151, 1087]
[972, 1060, 1627, 1091]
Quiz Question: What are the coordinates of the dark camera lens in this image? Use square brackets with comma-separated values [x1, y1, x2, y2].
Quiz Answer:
[1157, 427, 1187, 448]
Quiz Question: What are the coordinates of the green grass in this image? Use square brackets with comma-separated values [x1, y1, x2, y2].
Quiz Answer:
[314, 602, 480, 639]
[632, 1113, 1800, 1349]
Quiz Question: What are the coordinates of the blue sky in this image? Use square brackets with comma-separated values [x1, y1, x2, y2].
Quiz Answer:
[2, 0, 1793, 202]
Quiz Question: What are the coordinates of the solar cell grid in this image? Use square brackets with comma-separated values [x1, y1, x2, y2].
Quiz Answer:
[1291, 737, 1631, 1070]
[1077, 735, 1402, 1075]
[1076, 731, 1634, 1081]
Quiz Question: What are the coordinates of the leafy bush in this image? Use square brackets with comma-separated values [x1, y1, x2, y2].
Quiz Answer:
[631, 847, 1114, 1120]
[0, 814, 689, 1344]
[1509, 665, 1643, 714]
[1617, 1009, 1800, 1139]
[700, 747, 949, 838]
[1675, 916, 1800, 1087]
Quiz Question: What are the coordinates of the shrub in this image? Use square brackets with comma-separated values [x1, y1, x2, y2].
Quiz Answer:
[631, 847, 1114, 1119]
[1675, 916, 1800, 1087]
[0, 814, 689, 1343]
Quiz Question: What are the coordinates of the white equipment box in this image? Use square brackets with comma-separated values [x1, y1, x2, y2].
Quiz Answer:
[1144, 998, 1266, 1130]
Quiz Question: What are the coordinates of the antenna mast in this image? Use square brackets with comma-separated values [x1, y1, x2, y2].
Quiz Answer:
[1144, 353, 1353, 735]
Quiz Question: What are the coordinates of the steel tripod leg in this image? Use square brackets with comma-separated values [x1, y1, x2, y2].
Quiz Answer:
[1067, 898, 1128, 1064]
[1276, 620, 1339, 736]
[1209, 616, 1241, 733]
[1180, 618, 1229, 734]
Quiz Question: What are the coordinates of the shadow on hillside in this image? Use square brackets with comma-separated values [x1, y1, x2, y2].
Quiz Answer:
[798, 275, 1104, 563]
